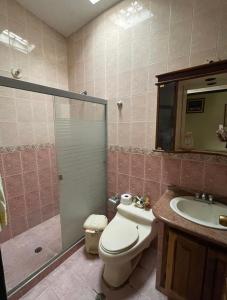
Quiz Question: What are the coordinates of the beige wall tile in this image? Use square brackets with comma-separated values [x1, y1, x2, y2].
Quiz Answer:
[67, 0, 227, 150]
[118, 122, 130, 147]
[0, 96, 16, 121]
[0, 122, 18, 146]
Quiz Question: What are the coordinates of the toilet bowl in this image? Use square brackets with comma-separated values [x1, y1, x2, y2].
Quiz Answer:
[98, 203, 157, 288]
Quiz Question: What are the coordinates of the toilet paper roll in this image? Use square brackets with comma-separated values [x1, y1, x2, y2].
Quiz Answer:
[121, 193, 132, 205]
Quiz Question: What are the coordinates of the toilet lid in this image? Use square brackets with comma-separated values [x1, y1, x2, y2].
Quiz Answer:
[101, 222, 139, 254]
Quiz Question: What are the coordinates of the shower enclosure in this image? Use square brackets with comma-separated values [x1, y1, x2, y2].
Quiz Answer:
[0, 76, 107, 297]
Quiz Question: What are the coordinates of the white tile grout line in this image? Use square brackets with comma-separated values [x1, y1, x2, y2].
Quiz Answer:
[188, 0, 195, 66]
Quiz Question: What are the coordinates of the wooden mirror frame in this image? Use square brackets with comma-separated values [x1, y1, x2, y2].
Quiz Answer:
[155, 59, 227, 156]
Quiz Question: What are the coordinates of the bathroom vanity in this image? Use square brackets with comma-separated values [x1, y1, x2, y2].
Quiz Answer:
[153, 190, 227, 300]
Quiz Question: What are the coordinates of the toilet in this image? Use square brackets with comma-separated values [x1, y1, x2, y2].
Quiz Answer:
[98, 202, 157, 288]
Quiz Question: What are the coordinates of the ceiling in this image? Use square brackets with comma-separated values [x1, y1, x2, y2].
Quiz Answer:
[17, 0, 121, 37]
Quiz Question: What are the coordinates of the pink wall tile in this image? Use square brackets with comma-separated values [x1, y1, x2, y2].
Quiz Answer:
[2, 151, 21, 176]
[41, 203, 55, 221]
[27, 209, 42, 228]
[37, 148, 51, 170]
[21, 150, 36, 172]
[23, 171, 39, 193]
[10, 214, 28, 237]
[130, 154, 145, 178]
[118, 152, 130, 175]
[204, 163, 227, 197]
[130, 176, 144, 196]
[5, 174, 24, 197]
[145, 155, 161, 182]
[162, 157, 181, 186]
[25, 190, 41, 214]
[8, 195, 26, 218]
[38, 167, 52, 188]
[108, 151, 117, 173]
[180, 160, 205, 191]
[0, 153, 4, 177]
[117, 174, 130, 195]
[144, 180, 161, 206]
[107, 171, 117, 197]
[40, 186, 53, 207]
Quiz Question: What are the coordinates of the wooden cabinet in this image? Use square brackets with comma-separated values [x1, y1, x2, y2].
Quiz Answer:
[157, 227, 227, 300]
[203, 249, 227, 300]
[165, 230, 206, 300]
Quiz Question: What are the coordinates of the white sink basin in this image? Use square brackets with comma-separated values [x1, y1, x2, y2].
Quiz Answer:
[170, 196, 227, 230]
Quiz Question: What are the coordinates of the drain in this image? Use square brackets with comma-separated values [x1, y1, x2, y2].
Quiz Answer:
[34, 247, 42, 253]
[95, 293, 106, 300]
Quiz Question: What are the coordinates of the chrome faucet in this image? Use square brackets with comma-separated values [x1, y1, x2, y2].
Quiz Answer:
[194, 192, 214, 204]
[208, 194, 214, 204]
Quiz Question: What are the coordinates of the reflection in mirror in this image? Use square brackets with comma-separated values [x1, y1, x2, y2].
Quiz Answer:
[178, 73, 227, 153]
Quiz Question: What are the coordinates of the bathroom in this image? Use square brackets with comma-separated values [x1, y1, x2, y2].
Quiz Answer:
[0, 0, 227, 299]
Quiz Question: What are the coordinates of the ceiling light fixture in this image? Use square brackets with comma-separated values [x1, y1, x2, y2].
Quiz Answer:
[89, 0, 102, 4]
[111, 1, 153, 30]
[0, 29, 35, 54]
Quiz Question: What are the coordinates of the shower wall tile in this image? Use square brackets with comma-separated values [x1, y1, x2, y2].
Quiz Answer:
[25, 190, 40, 214]
[2, 151, 21, 176]
[23, 171, 39, 193]
[0, 0, 68, 89]
[0, 145, 59, 243]
[8, 195, 26, 218]
[27, 209, 42, 228]
[5, 174, 24, 198]
[21, 150, 36, 172]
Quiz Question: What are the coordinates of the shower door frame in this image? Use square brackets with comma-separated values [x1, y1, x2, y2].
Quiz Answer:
[0, 75, 107, 298]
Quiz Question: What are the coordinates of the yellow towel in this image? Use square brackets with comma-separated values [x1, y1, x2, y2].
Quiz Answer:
[0, 176, 7, 231]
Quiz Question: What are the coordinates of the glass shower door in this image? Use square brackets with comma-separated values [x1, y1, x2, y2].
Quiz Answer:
[54, 97, 107, 250]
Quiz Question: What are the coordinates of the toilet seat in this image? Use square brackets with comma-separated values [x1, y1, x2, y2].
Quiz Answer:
[100, 221, 139, 254]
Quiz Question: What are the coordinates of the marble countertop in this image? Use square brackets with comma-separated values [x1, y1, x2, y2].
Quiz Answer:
[153, 189, 227, 248]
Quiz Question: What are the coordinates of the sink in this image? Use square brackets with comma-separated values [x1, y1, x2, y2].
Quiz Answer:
[170, 196, 227, 230]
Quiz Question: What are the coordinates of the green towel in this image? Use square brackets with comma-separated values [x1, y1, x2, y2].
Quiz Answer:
[0, 176, 7, 230]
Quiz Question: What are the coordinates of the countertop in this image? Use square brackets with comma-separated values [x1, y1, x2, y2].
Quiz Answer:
[153, 189, 227, 248]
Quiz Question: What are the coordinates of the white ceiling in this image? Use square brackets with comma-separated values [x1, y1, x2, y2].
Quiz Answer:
[17, 0, 121, 37]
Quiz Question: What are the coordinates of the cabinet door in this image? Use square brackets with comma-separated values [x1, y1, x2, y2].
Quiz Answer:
[165, 230, 206, 300]
[203, 249, 227, 300]
[156, 82, 177, 151]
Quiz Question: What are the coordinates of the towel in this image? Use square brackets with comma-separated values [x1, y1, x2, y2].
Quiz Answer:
[0, 176, 7, 231]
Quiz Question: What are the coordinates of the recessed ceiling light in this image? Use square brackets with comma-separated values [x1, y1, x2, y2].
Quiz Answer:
[89, 0, 102, 4]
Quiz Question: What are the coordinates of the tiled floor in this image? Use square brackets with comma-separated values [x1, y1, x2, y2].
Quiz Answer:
[1, 215, 62, 291]
[21, 244, 167, 300]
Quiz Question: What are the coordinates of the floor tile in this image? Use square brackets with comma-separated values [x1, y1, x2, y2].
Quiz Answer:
[21, 244, 167, 300]
[1, 215, 62, 291]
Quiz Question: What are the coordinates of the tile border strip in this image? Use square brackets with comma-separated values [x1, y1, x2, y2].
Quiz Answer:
[0, 143, 54, 153]
[108, 145, 227, 164]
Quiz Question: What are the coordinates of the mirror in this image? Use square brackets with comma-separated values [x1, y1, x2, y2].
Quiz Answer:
[177, 73, 227, 154]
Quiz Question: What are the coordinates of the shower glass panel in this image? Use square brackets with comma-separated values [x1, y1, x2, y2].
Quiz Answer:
[0, 86, 62, 293]
[0, 78, 106, 296]
[54, 97, 106, 250]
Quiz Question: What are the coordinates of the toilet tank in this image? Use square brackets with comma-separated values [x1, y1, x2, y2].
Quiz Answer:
[117, 203, 155, 225]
